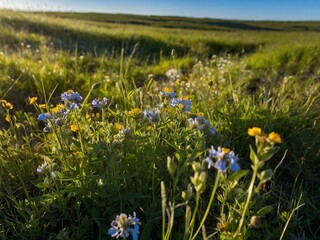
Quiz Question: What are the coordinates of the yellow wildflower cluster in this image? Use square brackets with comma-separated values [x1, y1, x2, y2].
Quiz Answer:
[248, 127, 282, 144]
[51, 104, 64, 113]
[0, 100, 13, 110]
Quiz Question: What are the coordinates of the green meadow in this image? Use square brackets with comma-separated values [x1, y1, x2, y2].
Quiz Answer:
[0, 10, 319, 239]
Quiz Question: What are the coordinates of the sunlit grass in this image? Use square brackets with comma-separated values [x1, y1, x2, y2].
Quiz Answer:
[0, 10, 319, 240]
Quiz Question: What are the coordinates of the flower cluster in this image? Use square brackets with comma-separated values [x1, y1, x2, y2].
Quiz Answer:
[170, 97, 192, 111]
[61, 90, 83, 102]
[92, 97, 109, 108]
[160, 87, 177, 98]
[0, 99, 13, 110]
[204, 146, 240, 172]
[188, 115, 216, 135]
[108, 212, 140, 240]
[143, 108, 160, 123]
[37, 90, 83, 132]
[248, 127, 282, 144]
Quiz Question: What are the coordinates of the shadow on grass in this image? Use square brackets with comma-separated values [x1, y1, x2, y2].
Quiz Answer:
[1, 15, 261, 58]
[0, 16, 189, 57]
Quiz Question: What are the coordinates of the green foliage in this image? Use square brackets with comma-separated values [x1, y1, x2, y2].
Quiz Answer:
[0, 9, 319, 240]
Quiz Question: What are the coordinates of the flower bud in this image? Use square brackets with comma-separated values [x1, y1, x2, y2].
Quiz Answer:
[250, 216, 261, 229]
[167, 156, 176, 177]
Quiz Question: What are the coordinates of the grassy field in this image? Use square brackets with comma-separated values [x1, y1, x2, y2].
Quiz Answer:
[0, 10, 319, 239]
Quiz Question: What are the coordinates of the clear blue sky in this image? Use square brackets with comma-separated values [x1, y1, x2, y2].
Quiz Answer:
[1, 0, 319, 21]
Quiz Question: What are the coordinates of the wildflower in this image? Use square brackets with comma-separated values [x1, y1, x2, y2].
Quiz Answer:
[37, 163, 48, 174]
[128, 108, 141, 117]
[50, 171, 58, 180]
[61, 90, 83, 102]
[248, 127, 262, 137]
[39, 104, 47, 109]
[209, 126, 216, 135]
[165, 68, 181, 80]
[0, 99, 13, 110]
[92, 97, 109, 108]
[69, 102, 79, 110]
[268, 132, 282, 143]
[170, 98, 192, 111]
[120, 128, 131, 135]
[143, 108, 160, 123]
[114, 123, 123, 132]
[37, 113, 52, 121]
[204, 146, 240, 172]
[70, 124, 78, 132]
[51, 104, 64, 113]
[188, 116, 210, 130]
[108, 212, 140, 240]
[160, 87, 177, 98]
[28, 97, 37, 105]
[43, 123, 52, 132]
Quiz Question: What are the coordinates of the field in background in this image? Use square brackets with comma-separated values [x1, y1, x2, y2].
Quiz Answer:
[0, 10, 319, 239]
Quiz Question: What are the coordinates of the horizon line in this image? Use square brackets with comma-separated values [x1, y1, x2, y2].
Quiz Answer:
[1, 8, 320, 22]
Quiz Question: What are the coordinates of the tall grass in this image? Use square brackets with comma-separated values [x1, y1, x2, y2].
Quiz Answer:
[0, 10, 319, 240]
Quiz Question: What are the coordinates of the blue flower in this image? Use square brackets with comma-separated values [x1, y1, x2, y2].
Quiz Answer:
[229, 151, 241, 172]
[209, 127, 216, 135]
[108, 212, 140, 240]
[170, 98, 192, 111]
[69, 102, 79, 110]
[92, 97, 109, 108]
[160, 90, 177, 98]
[37, 113, 52, 121]
[143, 108, 160, 123]
[215, 159, 227, 172]
[204, 146, 240, 172]
[188, 116, 211, 130]
[61, 91, 82, 102]
[92, 99, 100, 108]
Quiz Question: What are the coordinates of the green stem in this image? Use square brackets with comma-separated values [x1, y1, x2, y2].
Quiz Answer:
[190, 172, 220, 240]
[236, 165, 258, 235]
[189, 193, 200, 238]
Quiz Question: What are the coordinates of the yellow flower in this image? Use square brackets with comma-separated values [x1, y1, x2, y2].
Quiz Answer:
[28, 97, 37, 105]
[248, 127, 262, 137]
[39, 104, 47, 109]
[128, 108, 141, 116]
[268, 132, 282, 143]
[70, 124, 78, 132]
[0, 99, 13, 110]
[52, 104, 64, 113]
[197, 112, 204, 116]
[222, 147, 231, 154]
[163, 87, 172, 93]
[182, 95, 190, 100]
[67, 89, 74, 94]
[114, 123, 123, 131]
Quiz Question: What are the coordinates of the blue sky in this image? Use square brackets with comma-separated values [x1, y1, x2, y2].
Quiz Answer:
[0, 0, 319, 21]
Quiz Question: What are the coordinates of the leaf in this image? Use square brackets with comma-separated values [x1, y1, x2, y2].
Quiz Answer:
[249, 144, 260, 165]
[257, 205, 273, 216]
[227, 169, 249, 182]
